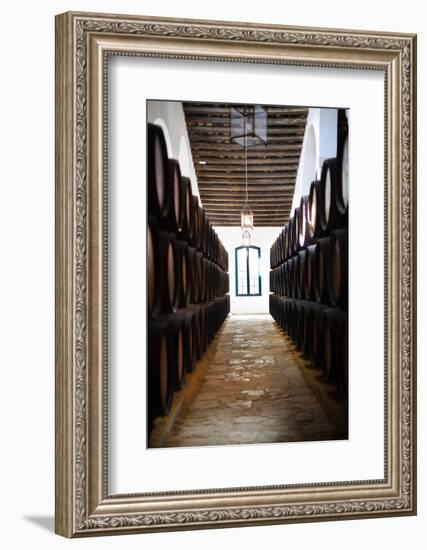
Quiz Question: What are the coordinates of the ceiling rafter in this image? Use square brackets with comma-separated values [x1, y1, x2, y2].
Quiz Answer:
[183, 102, 308, 226]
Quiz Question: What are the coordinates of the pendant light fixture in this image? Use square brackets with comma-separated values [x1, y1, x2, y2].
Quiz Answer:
[240, 128, 253, 243]
[241, 229, 252, 247]
[230, 104, 267, 246]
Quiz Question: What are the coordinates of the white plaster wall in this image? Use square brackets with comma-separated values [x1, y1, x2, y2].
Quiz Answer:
[291, 107, 338, 213]
[147, 100, 200, 198]
[214, 226, 281, 314]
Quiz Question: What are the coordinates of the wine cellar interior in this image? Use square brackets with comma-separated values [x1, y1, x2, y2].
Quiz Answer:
[147, 101, 349, 448]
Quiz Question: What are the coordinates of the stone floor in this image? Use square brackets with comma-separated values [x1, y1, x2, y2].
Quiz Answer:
[150, 314, 348, 448]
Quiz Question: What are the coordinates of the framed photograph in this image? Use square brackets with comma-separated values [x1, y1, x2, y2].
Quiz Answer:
[55, 11, 417, 537]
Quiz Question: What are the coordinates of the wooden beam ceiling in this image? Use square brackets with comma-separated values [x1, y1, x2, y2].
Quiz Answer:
[183, 102, 308, 226]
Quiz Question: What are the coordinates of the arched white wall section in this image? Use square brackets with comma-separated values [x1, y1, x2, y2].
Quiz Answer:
[318, 108, 338, 169]
[292, 124, 317, 212]
[179, 136, 191, 180]
[147, 101, 200, 201]
[152, 117, 173, 158]
[290, 108, 338, 216]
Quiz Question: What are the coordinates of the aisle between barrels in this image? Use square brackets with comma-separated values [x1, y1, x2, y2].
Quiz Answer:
[149, 314, 347, 448]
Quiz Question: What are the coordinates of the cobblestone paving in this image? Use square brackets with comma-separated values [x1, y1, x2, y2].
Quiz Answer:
[163, 315, 348, 448]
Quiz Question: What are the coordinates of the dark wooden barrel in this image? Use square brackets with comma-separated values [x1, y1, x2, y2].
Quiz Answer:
[287, 299, 298, 340]
[318, 158, 346, 233]
[218, 265, 225, 297]
[207, 225, 214, 261]
[179, 176, 192, 240]
[213, 231, 219, 265]
[203, 220, 211, 258]
[165, 159, 182, 233]
[147, 216, 163, 318]
[187, 246, 197, 304]
[209, 299, 217, 339]
[307, 303, 328, 368]
[206, 301, 215, 343]
[280, 262, 286, 297]
[272, 295, 281, 328]
[186, 191, 196, 245]
[327, 228, 348, 308]
[284, 260, 290, 297]
[189, 196, 200, 248]
[271, 267, 277, 294]
[147, 123, 170, 222]
[283, 223, 291, 260]
[308, 180, 323, 238]
[212, 227, 218, 264]
[270, 293, 279, 328]
[156, 231, 179, 313]
[196, 206, 206, 252]
[180, 309, 197, 373]
[279, 296, 288, 330]
[298, 195, 312, 248]
[208, 296, 228, 337]
[283, 229, 288, 264]
[279, 296, 288, 332]
[302, 301, 313, 357]
[193, 251, 203, 304]
[314, 237, 332, 304]
[218, 242, 226, 271]
[298, 249, 308, 300]
[285, 258, 292, 298]
[303, 244, 317, 301]
[210, 229, 218, 264]
[274, 293, 284, 330]
[278, 227, 285, 263]
[200, 303, 210, 354]
[288, 298, 298, 336]
[288, 258, 297, 298]
[224, 271, 230, 294]
[274, 268, 279, 295]
[305, 244, 317, 300]
[218, 270, 224, 297]
[222, 244, 227, 271]
[274, 238, 280, 268]
[176, 240, 189, 308]
[300, 300, 316, 356]
[199, 257, 208, 303]
[277, 267, 282, 296]
[206, 260, 213, 301]
[185, 304, 205, 360]
[322, 308, 347, 382]
[159, 314, 186, 392]
[147, 319, 172, 421]
[288, 216, 295, 256]
[290, 209, 300, 254]
[210, 263, 217, 299]
[295, 300, 306, 351]
[293, 252, 302, 299]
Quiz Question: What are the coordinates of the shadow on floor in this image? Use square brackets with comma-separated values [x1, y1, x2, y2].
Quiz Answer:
[23, 515, 54, 533]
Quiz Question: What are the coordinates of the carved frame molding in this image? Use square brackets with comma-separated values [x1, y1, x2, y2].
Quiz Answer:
[55, 11, 416, 537]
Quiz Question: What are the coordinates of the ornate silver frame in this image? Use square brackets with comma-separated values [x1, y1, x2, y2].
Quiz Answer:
[55, 11, 417, 537]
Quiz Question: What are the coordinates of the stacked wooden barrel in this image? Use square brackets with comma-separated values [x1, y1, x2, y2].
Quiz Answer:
[147, 123, 230, 430]
[269, 131, 349, 397]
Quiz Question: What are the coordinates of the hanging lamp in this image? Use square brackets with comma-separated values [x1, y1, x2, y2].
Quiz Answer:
[230, 105, 267, 246]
